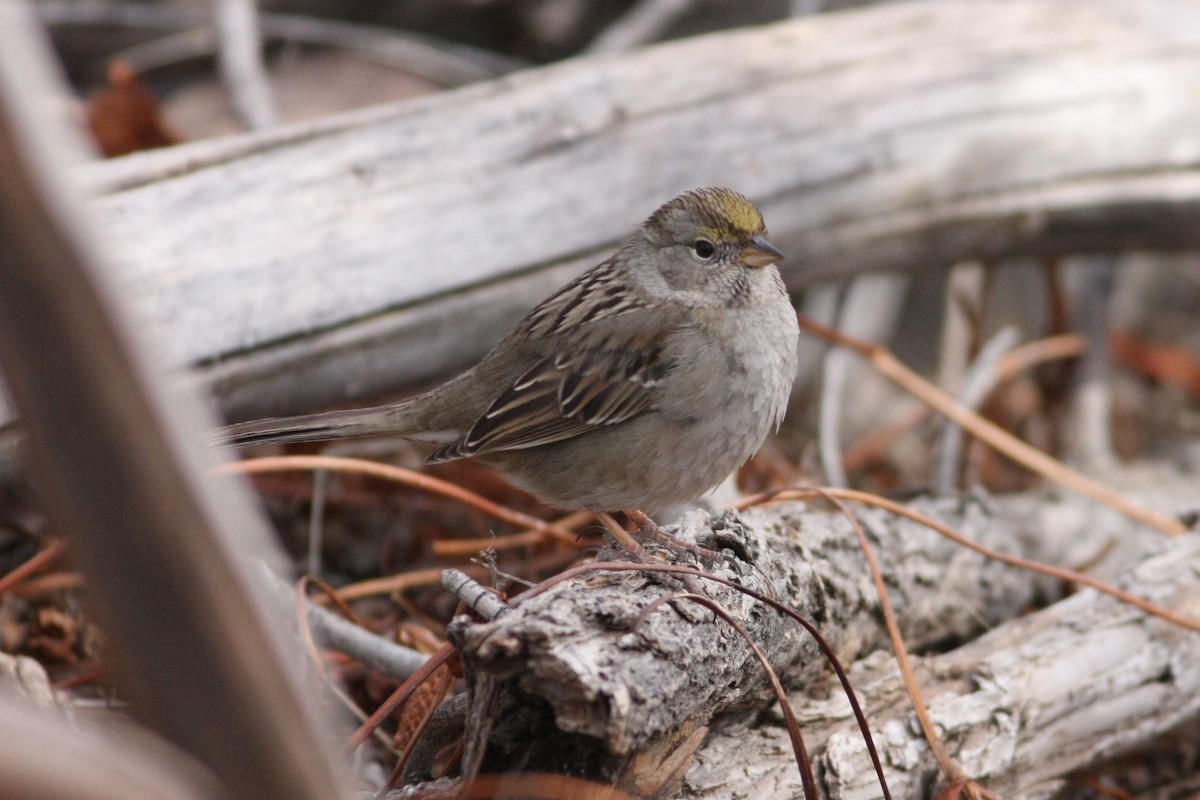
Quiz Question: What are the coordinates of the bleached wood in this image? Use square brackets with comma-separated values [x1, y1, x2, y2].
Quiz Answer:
[4, 0, 1190, 430]
[213, 0, 276, 130]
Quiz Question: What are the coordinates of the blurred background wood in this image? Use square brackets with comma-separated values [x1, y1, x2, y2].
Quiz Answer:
[0, 690, 220, 800]
[0, 0, 1194, 434]
[0, 2, 348, 797]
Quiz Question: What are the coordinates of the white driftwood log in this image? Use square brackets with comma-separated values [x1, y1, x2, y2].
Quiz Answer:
[0, 0, 1192, 434]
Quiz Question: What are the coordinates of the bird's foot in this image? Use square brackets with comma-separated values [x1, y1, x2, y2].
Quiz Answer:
[625, 509, 721, 562]
[595, 511, 646, 556]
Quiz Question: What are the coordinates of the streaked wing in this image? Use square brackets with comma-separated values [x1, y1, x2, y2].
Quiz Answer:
[427, 263, 676, 463]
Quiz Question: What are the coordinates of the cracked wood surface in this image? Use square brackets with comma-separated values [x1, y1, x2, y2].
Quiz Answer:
[435, 469, 1193, 797]
[686, 531, 1200, 800]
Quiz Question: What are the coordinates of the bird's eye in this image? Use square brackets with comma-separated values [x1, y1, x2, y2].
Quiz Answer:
[692, 239, 716, 259]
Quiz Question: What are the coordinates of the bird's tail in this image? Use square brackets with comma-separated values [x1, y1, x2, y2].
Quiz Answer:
[215, 405, 410, 448]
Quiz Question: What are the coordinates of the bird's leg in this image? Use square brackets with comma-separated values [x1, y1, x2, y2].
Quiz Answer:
[595, 511, 646, 556]
[625, 509, 720, 561]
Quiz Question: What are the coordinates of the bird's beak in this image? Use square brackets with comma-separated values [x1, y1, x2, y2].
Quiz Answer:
[742, 234, 784, 268]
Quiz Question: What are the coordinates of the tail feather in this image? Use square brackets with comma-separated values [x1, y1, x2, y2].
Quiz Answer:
[215, 406, 407, 448]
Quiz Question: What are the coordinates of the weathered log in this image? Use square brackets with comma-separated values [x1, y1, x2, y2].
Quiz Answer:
[423, 468, 1192, 797]
[1, 0, 1196, 435]
[686, 531, 1200, 800]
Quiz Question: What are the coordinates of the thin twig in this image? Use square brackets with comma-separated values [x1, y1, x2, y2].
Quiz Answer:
[597, 510, 645, 554]
[337, 547, 584, 601]
[818, 275, 911, 487]
[936, 326, 1020, 493]
[514, 561, 893, 799]
[1064, 256, 1119, 469]
[219, 454, 581, 546]
[303, 574, 368, 628]
[842, 333, 1086, 474]
[6, 572, 84, 597]
[819, 326, 852, 488]
[585, 0, 694, 54]
[431, 510, 594, 558]
[328, 681, 398, 755]
[813, 490, 968, 787]
[737, 488, 1200, 633]
[934, 261, 985, 391]
[345, 642, 456, 752]
[292, 575, 328, 682]
[993, 333, 1086, 379]
[337, 565, 489, 601]
[39, 2, 524, 84]
[264, 569, 429, 680]
[797, 315, 1189, 536]
[431, 529, 552, 557]
[441, 569, 511, 622]
[0, 538, 65, 595]
[212, 0, 276, 129]
[636, 593, 819, 800]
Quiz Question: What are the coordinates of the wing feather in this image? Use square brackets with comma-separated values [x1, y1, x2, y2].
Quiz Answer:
[426, 268, 681, 464]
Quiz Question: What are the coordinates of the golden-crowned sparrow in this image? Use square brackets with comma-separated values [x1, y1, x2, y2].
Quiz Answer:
[220, 187, 799, 514]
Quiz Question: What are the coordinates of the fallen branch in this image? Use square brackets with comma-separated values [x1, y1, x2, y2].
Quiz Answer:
[686, 531, 1200, 799]
[423, 470, 1187, 795]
